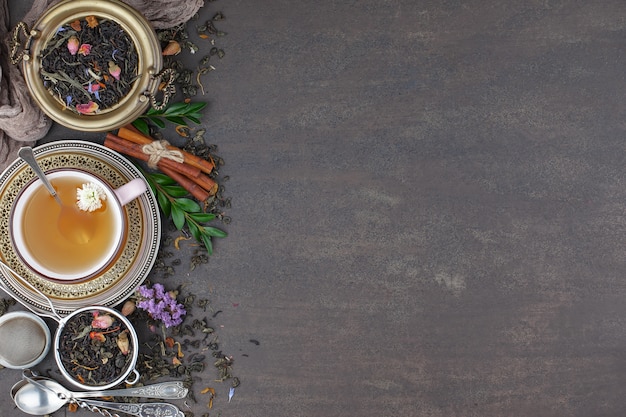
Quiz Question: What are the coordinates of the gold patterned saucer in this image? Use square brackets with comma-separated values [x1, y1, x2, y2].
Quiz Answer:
[0, 141, 160, 315]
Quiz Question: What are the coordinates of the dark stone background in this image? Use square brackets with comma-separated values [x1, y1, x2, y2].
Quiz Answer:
[3, 1, 626, 416]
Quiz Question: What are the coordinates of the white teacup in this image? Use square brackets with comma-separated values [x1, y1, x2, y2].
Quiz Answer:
[10, 169, 146, 281]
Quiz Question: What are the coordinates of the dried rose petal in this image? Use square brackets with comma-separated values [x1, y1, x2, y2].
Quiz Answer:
[70, 20, 81, 31]
[108, 61, 121, 80]
[76, 101, 99, 114]
[91, 313, 114, 329]
[78, 43, 91, 56]
[67, 36, 79, 55]
[86, 82, 100, 93]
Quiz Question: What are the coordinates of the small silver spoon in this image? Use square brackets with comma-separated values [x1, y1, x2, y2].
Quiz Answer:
[18, 147, 62, 205]
[14, 373, 188, 400]
[11, 376, 184, 416]
[18, 146, 95, 244]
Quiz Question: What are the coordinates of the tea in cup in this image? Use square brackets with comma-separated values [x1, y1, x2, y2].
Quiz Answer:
[10, 169, 146, 280]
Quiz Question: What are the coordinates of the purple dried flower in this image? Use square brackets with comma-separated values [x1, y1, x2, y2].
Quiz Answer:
[135, 284, 186, 328]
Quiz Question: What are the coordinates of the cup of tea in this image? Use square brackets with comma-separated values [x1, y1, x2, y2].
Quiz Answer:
[10, 168, 146, 281]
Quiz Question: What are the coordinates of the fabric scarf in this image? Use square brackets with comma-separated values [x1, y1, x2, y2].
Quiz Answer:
[0, 0, 204, 171]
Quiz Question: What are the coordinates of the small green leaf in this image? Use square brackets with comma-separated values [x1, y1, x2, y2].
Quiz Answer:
[165, 116, 187, 126]
[171, 204, 186, 230]
[151, 173, 177, 186]
[156, 191, 171, 217]
[201, 234, 214, 255]
[186, 115, 201, 124]
[189, 212, 216, 223]
[188, 221, 202, 241]
[132, 118, 150, 136]
[187, 102, 207, 112]
[162, 185, 189, 197]
[151, 117, 166, 128]
[175, 197, 201, 212]
[163, 102, 189, 115]
[204, 226, 227, 238]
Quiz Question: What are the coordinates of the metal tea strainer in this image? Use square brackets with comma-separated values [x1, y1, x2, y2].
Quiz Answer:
[0, 311, 50, 368]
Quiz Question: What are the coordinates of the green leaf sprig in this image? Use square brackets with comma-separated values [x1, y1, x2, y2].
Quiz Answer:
[132, 102, 207, 135]
[143, 171, 227, 254]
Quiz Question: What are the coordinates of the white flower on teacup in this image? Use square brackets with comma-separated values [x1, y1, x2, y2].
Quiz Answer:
[76, 182, 107, 212]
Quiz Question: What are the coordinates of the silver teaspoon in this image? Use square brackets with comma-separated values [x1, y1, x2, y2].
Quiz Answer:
[37, 375, 187, 400]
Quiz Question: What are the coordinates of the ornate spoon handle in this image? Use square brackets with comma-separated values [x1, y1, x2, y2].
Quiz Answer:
[73, 381, 188, 400]
[75, 399, 183, 417]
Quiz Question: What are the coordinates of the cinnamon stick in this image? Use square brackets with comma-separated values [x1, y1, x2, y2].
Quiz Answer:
[160, 166, 211, 202]
[105, 133, 202, 179]
[183, 170, 217, 195]
[118, 125, 214, 174]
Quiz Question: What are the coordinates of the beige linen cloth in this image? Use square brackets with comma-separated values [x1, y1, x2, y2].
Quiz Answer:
[0, 0, 203, 171]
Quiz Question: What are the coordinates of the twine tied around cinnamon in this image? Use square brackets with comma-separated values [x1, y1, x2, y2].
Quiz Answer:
[142, 140, 185, 168]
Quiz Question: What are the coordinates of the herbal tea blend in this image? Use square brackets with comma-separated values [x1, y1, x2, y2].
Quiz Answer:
[57, 310, 133, 386]
[39, 16, 138, 115]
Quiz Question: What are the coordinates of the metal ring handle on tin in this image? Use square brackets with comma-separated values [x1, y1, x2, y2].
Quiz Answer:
[147, 67, 176, 111]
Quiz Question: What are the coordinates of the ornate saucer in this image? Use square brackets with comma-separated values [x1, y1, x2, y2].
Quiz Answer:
[0, 141, 160, 315]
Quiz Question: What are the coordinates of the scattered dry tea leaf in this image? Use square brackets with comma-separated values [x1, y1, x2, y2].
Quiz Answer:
[174, 236, 191, 250]
[175, 341, 185, 358]
[68, 402, 79, 412]
[172, 357, 182, 365]
[165, 336, 175, 349]
[176, 125, 190, 137]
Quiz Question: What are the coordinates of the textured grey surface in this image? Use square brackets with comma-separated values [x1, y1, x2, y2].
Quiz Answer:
[3, 1, 626, 416]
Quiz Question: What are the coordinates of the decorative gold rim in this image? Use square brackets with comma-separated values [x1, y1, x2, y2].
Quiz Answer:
[0, 141, 161, 316]
[21, 0, 162, 132]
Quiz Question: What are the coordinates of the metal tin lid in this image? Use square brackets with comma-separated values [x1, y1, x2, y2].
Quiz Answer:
[15, 0, 166, 132]
[0, 311, 51, 369]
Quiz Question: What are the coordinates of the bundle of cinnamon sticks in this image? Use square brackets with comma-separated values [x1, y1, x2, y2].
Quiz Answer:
[105, 125, 217, 201]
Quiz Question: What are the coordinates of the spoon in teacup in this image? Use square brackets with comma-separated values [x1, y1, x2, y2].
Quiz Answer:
[18, 146, 94, 244]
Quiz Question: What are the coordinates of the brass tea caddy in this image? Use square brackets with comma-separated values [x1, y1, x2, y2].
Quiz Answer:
[10, 0, 174, 132]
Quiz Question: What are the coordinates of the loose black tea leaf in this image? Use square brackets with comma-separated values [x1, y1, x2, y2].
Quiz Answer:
[57, 310, 133, 386]
[39, 16, 138, 114]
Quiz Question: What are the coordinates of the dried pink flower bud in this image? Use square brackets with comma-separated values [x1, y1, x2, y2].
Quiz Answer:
[67, 36, 79, 55]
[91, 313, 114, 329]
[121, 300, 136, 316]
[78, 43, 91, 56]
[162, 40, 181, 56]
[116, 330, 130, 355]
